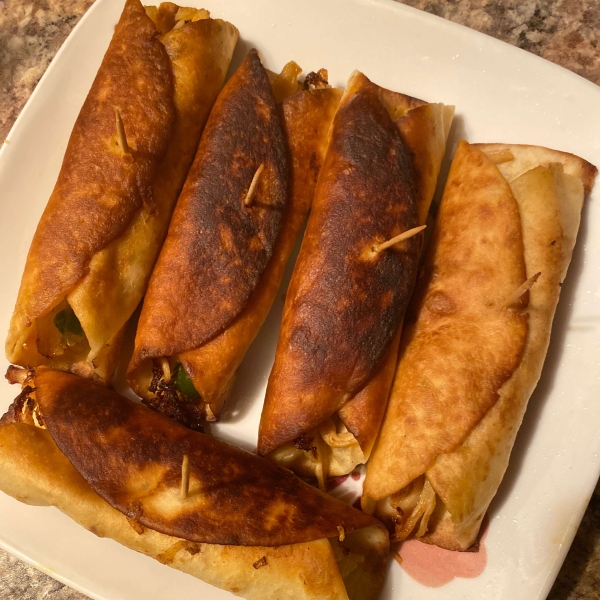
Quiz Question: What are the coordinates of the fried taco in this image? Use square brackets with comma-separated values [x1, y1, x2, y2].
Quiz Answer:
[5, 0, 238, 384]
[258, 71, 453, 485]
[127, 54, 342, 427]
[0, 368, 389, 600]
[362, 141, 597, 550]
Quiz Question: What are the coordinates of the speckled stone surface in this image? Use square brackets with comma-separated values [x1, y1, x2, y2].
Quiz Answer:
[0, 0, 94, 140]
[0, 1, 599, 599]
[401, 0, 600, 85]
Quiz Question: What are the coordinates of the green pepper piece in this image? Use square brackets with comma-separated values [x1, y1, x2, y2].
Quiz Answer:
[54, 307, 84, 337]
[174, 364, 200, 400]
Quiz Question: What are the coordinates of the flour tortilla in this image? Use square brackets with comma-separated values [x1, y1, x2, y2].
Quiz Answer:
[259, 71, 453, 480]
[128, 62, 341, 422]
[364, 141, 596, 550]
[5, 0, 238, 383]
[0, 368, 389, 599]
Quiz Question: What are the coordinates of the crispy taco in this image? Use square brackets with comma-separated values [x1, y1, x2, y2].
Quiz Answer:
[258, 71, 453, 485]
[5, 0, 238, 384]
[362, 141, 597, 550]
[127, 54, 341, 427]
[0, 367, 389, 600]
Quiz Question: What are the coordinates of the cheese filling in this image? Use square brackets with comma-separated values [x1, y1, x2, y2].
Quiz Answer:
[368, 476, 438, 541]
[269, 416, 365, 490]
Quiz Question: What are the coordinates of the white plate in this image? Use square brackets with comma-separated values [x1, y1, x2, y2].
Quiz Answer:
[1, 0, 599, 598]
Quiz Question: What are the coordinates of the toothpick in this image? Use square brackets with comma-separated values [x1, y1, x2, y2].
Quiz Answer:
[505, 272, 541, 308]
[180, 454, 190, 499]
[372, 225, 426, 253]
[244, 164, 265, 206]
[114, 108, 131, 155]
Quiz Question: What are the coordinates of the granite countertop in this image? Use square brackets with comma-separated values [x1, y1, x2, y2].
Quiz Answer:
[0, 0, 599, 599]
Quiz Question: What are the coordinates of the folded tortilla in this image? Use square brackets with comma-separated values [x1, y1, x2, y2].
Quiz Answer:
[127, 54, 341, 426]
[363, 141, 597, 550]
[0, 368, 389, 600]
[5, 0, 238, 384]
[258, 71, 453, 484]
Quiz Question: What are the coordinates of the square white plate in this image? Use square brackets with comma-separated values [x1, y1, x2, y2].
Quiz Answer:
[1, 0, 599, 599]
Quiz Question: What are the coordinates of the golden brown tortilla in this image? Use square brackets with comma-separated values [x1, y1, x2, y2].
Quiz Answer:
[0, 369, 389, 599]
[5, 0, 238, 383]
[127, 64, 341, 424]
[363, 141, 597, 550]
[258, 71, 453, 483]
[334, 95, 454, 466]
[259, 71, 420, 456]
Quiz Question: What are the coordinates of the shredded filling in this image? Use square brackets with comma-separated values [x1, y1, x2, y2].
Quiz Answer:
[330, 537, 366, 580]
[372, 475, 438, 541]
[144, 5, 210, 31]
[270, 416, 361, 490]
[483, 149, 515, 164]
[271, 61, 303, 102]
[2, 367, 45, 429]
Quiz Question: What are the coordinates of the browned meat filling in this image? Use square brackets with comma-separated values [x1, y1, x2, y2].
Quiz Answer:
[144, 363, 205, 432]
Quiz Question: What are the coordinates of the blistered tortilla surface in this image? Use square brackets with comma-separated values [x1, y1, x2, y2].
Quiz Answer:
[364, 141, 529, 501]
[337, 95, 454, 460]
[0, 421, 370, 600]
[176, 87, 342, 415]
[130, 49, 288, 367]
[66, 13, 239, 367]
[422, 147, 594, 549]
[6, 0, 175, 364]
[34, 369, 380, 548]
[259, 72, 419, 455]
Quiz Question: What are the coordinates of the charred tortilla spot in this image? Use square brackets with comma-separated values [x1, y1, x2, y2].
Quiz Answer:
[294, 433, 317, 457]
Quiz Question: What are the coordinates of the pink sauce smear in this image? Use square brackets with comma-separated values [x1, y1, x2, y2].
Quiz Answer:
[396, 518, 488, 587]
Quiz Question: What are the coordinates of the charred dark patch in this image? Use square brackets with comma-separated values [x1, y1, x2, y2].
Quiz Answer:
[303, 70, 329, 90]
[306, 89, 420, 372]
[293, 433, 315, 452]
[293, 433, 318, 458]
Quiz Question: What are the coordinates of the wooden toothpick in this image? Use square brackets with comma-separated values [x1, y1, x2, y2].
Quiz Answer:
[244, 164, 265, 206]
[372, 225, 426, 253]
[114, 108, 131, 155]
[180, 454, 190, 499]
[505, 272, 541, 308]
